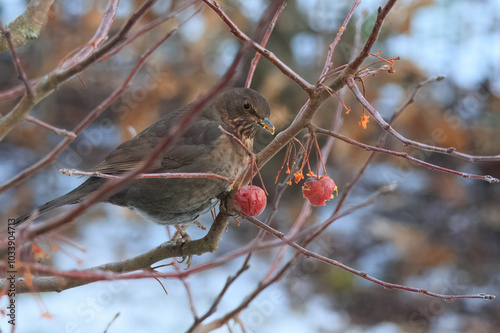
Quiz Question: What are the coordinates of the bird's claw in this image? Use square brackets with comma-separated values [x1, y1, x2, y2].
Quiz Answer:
[177, 255, 193, 269]
[172, 225, 194, 269]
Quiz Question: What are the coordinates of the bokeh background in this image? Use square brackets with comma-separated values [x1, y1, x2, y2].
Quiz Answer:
[1, 0, 499, 332]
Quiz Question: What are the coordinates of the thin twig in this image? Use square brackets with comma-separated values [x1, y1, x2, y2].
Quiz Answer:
[103, 313, 120, 333]
[313, 126, 498, 183]
[187, 256, 251, 333]
[245, 0, 287, 88]
[0, 10, 189, 194]
[344, 0, 398, 76]
[217, 126, 253, 157]
[346, 77, 500, 164]
[317, 0, 361, 85]
[0, 0, 157, 141]
[23, 23, 217, 240]
[327, 76, 448, 222]
[59, 0, 120, 69]
[0, 0, 54, 52]
[194, 183, 493, 330]
[104, 0, 199, 59]
[0, 23, 34, 97]
[202, 0, 315, 94]
[243, 211, 494, 301]
[238, 0, 401, 189]
[26, 116, 76, 138]
[0, 2, 199, 103]
[59, 169, 233, 183]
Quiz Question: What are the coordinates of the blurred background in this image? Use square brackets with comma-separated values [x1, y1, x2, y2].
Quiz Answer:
[0, 0, 499, 332]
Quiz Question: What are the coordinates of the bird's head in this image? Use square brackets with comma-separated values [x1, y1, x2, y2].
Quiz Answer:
[217, 88, 275, 143]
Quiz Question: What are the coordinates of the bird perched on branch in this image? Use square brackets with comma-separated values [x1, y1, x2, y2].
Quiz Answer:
[15, 88, 274, 226]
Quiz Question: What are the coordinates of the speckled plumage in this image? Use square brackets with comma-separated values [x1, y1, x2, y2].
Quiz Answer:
[15, 88, 273, 225]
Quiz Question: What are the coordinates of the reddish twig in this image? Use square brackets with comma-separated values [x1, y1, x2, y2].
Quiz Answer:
[0, 83, 28, 101]
[59, 0, 120, 69]
[202, 0, 315, 94]
[0, 2, 198, 103]
[0, 184, 386, 294]
[245, 0, 287, 88]
[317, 0, 361, 85]
[0, 13, 187, 194]
[311, 77, 448, 238]
[0, 23, 34, 97]
[313, 126, 498, 183]
[0, 0, 157, 141]
[346, 77, 500, 165]
[59, 168, 234, 183]
[191, 183, 493, 330]
[243, 213, 494, 301]
[217, 126, 253, 157]
[25, 116, 76, 138]
[241, 0, 401, 188]
[344, 0, 398, 76]
[262, 199, 311, 283]
[104, 0, 199, 59]
[186, 256, 251, 333]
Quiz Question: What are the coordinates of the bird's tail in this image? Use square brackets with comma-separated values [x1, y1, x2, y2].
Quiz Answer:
[14, 177, 105, 225]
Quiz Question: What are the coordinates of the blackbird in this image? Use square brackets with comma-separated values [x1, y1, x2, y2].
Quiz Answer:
[15, 88, 274, 225]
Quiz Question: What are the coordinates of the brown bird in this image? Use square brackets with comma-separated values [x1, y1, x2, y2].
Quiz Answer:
[15, 88, 274, 225]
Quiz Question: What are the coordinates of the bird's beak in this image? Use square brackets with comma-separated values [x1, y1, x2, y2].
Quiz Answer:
[257, 117, 275, 135]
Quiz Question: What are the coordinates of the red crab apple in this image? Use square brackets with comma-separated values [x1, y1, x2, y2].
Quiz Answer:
[302, 175, 337, 206]
[234, 185, 267, 216]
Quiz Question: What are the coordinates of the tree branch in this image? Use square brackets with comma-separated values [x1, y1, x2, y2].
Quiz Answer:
[313, 126, 498, 183]
[202, 0, 315, 94]
[0, 0, 54, 53]
[3, 210, 230, 294]
[0, 6, 188, 195]
[346, 77, 500, 165]
[0, 0, 152, 141]
[59, 169, 233, 183]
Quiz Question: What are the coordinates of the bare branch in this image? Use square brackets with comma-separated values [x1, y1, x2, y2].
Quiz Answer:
[344, 0, 398, 76]
[346, 77, 500, 164]
[0, 0, 156, 141]
[59, 0, 120, 69]
[25, 115, 76, 138]
[243, 211, 495, 301]
[0, 0, 55, 53]
[2, 209, 231, 294]
[320, 0, 398, 98]
[0, 23, 34, 97]
[313, 126, 498, 183]
[0, 11, 185, 195]
[245, 0, 287, 88]
[187, 256, 251, 333]
[238, 0, 402, 188]
[59, 169, 234, 183]
[317, 0, 361, 85]
[202, 0, 315, 94]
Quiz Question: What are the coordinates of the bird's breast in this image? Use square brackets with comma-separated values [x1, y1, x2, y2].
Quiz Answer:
[207, 135, 251, 180]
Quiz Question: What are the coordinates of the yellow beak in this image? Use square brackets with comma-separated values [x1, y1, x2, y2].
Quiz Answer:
[258, 117, 275, 135]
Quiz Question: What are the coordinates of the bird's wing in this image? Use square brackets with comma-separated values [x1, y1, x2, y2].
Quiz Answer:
[89, 106, 222, 174]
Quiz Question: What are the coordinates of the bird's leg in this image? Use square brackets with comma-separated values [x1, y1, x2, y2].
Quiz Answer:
[193, 220, 206, 230]
[173, 225, 191, 241]
[172, 224, 193, 268]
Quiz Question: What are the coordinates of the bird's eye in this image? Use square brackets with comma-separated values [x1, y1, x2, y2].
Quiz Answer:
[243, 101, 251, 110]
